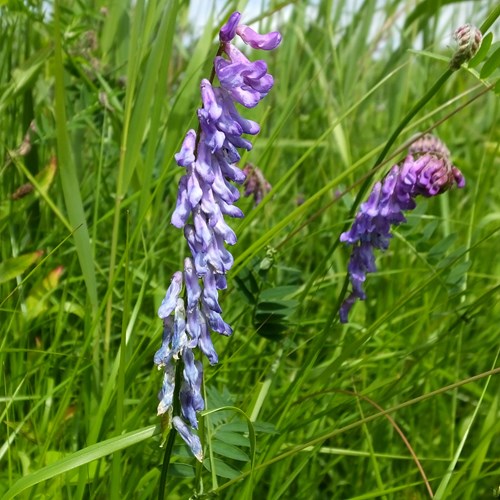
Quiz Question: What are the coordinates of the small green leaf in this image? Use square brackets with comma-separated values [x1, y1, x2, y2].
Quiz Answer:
[234, 272, 260, 303]
[214, 430, 251, 448]
[468, 32, 493, 68]
[427, 234, 457, 264]
[446, 260, 472, 286]
[168, 463, 196, 478]
[254, 322, 288, 341]
[203, 457, 241, 479]
[221, 421, 278, 435]
[212, 441, 250, 462]
[0, 251, 43, 284]
[480, 46, 500, 79]
[259, 286, 299, 301]
[256, 300, 298, 316]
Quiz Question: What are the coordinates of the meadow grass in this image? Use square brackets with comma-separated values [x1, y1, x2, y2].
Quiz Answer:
[1, 0, 499, 498]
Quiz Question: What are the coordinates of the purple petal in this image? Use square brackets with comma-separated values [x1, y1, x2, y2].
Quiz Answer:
[182, 347, 199, 388]
[199, 182, 221, 226]
[171, 176, 191, 228]
[198, 316, 218, 364]
[215, 273, 227, 289]
[224, 44, 250, 64]
[200, 79, 222, 121]
[221, 142, 241, 163]
[217, 155, 246, 184]
[185, 225, 209, 276]
[172, 416, 204, 462]
[211, 160, 240, 203]
[198, 109, 225, 153]
[193, 209, 213, 250]
[206, 309, 233, 336]
[158, 271, 183, 319]
[153, 316, 174, 366]
[207, 233, 234, 273]
[226, 134, 253, 151]
[218, 199, 244, 218]
[219, 11, 241, 43]
[339, 294, 357, 324]
[180, 380, 205, 429]
[452, 166, 465, 188]
[236, 25, 282, 50]
[172, 298, 187, 357]
[201, 268, 222, 313]
[213, 217, 237, 245]
[186, 305, 203, 347]
[157, 361, 175, 415]
[184, 258, 201, 311]
[187, 168, 203, 207]
[175, 129, 197, 167]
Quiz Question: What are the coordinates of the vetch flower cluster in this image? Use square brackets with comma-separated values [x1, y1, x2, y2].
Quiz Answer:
[339, 134, 465, 323]
[155, 12, 281, 459]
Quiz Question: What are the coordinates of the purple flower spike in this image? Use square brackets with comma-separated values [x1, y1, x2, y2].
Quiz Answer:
[236, 25, 282, 50]
[340, 134, 465, 323]
[155, 11, 280, 459]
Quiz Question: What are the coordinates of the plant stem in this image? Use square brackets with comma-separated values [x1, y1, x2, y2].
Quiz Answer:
[158, 358, 183, 500]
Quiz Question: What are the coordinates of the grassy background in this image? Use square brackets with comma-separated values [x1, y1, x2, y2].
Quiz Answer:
[1, 0, 499, 498]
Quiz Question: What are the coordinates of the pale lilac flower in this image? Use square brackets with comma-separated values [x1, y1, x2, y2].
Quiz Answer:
[340, 135, 465, 323]
[154, 12, 280, 459]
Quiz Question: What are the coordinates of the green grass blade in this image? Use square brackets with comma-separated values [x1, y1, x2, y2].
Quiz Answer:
[52, 0, 98, 309]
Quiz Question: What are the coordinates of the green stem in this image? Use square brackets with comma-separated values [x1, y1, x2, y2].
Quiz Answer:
[480, 4, 500, 33]
[158, 429, 177, 500]
[158, 359, 183, 500]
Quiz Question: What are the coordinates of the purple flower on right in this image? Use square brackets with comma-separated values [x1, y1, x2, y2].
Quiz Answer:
[339, 134, 465, 323]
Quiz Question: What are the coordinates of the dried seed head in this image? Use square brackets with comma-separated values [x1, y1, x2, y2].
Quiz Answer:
[11, 183, 34, 200]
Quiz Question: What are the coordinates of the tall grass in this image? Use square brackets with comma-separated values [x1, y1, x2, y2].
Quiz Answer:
[1, 0, 499, 498]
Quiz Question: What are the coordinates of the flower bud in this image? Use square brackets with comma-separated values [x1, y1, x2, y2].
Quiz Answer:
[450, 24, 482, 70]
